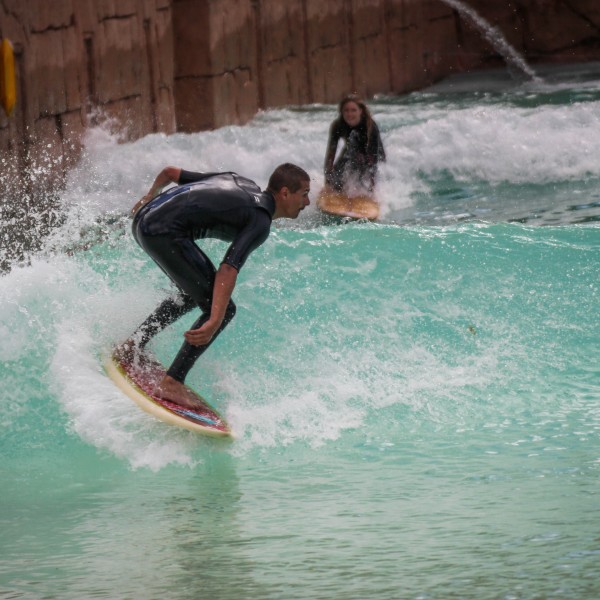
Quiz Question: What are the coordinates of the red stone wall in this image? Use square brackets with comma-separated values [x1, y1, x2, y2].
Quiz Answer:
[173, 0, 260, 131]
[0, 0, 175, 198]
[0, 0, 178, 267]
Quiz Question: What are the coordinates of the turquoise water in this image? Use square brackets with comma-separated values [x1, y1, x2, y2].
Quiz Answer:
[1, 64, 599, 599]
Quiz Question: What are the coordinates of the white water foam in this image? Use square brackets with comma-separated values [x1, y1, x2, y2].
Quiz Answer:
[51, 315, 201, 471]
[378, 99, 600, 212]
[57, 117, 325, 220]
[47, 93, 600, 232]
[0, 250, 197, 470]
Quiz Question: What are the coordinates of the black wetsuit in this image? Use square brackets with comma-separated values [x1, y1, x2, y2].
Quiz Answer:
[131, 170, 275, 382]
[324, 118, 385, 192]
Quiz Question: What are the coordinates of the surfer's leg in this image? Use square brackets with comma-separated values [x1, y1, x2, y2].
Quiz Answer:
[329, 158, 347, 192]
[119, 211, 197, 358]
[153, 298, 236, 409]
[138, 235, 236, 383]
[130, 292, 196, 350]
[166, 300, 236, 382]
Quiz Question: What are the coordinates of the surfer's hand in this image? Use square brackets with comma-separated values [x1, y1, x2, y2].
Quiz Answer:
[184, 320, 221, 346]
[131, 194, 151, 216]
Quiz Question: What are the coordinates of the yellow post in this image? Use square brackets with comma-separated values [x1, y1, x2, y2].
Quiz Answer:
[0, 39, 16, 117]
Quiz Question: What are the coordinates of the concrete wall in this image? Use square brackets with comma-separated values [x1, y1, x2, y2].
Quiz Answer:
[172, 0, 483, 131]
[0, 0, 599, 265]
[0, 0, 175, 194]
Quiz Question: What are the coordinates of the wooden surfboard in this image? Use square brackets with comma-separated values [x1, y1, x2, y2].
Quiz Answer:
[105, 351, 233, 438]
[317, 189, 380, 220]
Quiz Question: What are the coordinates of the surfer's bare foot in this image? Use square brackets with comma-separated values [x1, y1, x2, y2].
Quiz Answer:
[155, 375, 205, 412]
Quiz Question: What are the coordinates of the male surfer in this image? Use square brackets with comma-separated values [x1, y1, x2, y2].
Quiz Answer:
[117, 163, 311, 410]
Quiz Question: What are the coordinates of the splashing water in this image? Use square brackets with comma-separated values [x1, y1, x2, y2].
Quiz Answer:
[441, 0, 540, 81]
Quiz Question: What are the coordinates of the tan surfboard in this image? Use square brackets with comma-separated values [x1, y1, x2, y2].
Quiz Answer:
[317, 189, 380, 221]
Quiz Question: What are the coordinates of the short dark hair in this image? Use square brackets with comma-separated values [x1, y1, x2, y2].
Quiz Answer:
[267, 163, 309, 193]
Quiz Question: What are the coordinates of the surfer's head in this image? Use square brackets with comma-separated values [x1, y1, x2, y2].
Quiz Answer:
[267, 163, 309, 195]
[338, 94, 377, 138]
[268, 163, 310, 220]
[339, 94, 371, 128]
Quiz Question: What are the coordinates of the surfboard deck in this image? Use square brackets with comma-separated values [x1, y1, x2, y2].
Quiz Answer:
[317, 189, 380, 220]
[104, 351, 233, 438]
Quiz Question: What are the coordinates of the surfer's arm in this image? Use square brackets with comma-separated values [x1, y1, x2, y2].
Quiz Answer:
[185, 215, 269, 346]
[131, 166, 182, 215]
[365, 124, 385, 191]
[324, 122, 341, 184]
[184, 264, 238, 346]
